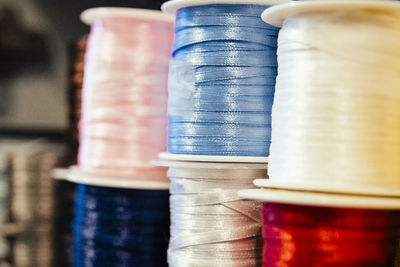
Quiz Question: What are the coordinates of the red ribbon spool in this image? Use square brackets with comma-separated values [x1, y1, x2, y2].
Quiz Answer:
[262, 203, 400, 267]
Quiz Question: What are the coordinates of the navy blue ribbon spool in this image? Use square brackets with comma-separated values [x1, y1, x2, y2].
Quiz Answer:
[73, 184, 170, 267]
[168, 4, 279, 156]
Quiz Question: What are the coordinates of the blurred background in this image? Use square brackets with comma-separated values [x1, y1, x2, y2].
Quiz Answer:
[0, 0, 166, 133]
[0, 0, 167, 266]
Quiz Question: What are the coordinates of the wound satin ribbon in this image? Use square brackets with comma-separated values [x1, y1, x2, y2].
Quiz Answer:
[268, 9, 400, 188]
[262, 203, 400, 266]
[79, 15, 173, 181]
[168, 165, 267, 266]
[73, 185, 170, 267]
[168, 4, 279, 156]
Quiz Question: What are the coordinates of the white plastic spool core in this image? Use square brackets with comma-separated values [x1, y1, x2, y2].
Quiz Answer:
[81, 7, 174, 25]
[239, 188, 400, 210]
[162, 0, 291, 14]
[51, 168, 69, 181]
[153, 158, 268, 170]
[158, 152, 268, 164]
[66, 166, 170, 190]
[262, 0, 400, 27]
[254, 179, 400, 198]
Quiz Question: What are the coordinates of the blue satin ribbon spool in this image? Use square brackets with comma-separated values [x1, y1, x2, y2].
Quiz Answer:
[168, 4, 279, 156]
[73, 184, 170, 267]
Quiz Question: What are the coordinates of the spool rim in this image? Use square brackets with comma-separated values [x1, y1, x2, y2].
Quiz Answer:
[153, 158, 268, 169]
[158, 152, 268, 163]
[239, 188, 400, 210]
[66, 166, 170, 190]
[262, 0, 400, 27]
[254, 179, 400, 198]
[81, 7, 175, 25]
[162, 0, 290, 15]
[51, 168, 69, 180]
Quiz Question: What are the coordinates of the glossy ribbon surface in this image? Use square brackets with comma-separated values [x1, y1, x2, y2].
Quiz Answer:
[168, 166, 267, 266]
[79, 16, 173, 180]
[268, 10, 400, 188]
[73, 185, 170, 267]
[262, 203, 400, 266]
[168, 4, 278, 156]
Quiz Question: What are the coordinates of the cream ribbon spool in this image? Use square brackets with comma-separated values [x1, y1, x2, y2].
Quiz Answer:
[266, 6, 400, 194]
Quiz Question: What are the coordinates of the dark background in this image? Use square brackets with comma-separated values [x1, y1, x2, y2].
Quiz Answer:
[35, 0, 168, 40]
[0, 0, 169, 139]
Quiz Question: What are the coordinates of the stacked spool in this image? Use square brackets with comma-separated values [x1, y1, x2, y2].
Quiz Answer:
[0, 152, 10, 266]
[158, 0, 287, 265]
[239, 1, 400, 266]
[1, 141, 72, 267]
[66, 7, 174, 267]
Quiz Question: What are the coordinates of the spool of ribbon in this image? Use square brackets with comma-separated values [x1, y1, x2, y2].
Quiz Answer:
[79, 10, 173, 181]
[168, 4, 279, 156]
[268, 7, 400, 189]
[73, 184, 170, 267]
[262, 203, 400, 266]
[167, 163, 267, 266]
[0, 153, 9, 263]
[6, 142, 73, 267]
[67, 36, 87, 164]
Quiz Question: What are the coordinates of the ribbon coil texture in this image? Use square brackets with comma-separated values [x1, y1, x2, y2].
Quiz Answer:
[262, 203, 400, 266]
[268, 9, 400, 188]
[168, 165, 267, 266]
[168, 4, 279, 156]
[79, 15, 173, 181]
[73, 185, 170, 267]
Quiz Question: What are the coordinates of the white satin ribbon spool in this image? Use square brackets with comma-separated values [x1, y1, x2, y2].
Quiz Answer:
[268, 8, 400, 191]
[167, 163, 267, 266]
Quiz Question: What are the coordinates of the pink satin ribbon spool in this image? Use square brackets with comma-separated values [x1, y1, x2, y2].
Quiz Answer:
[79, 10, 173, 182]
